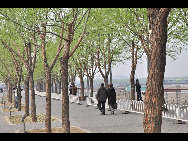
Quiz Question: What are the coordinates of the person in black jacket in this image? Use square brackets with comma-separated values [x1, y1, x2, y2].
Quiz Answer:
[135, 79, 142, 101]
[96, 83, 107, 115]
[107, 84, 116, 114]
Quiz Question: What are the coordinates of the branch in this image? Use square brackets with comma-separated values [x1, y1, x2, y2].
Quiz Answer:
[12, 41, 28, 68]
[138, 34, 151, 58]
[96, 49, 105, 78]
[31, 35, 37, 72]
[50, 22, 65, 71]
[40, 22, 49, 71]
[73, 8, 89, 32]
[69, 8, 91, 58]
[159, 8, 171, 21]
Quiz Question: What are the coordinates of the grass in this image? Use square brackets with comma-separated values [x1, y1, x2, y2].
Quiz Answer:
[2, 106, 25, 112]
[8, 113, 60, 124]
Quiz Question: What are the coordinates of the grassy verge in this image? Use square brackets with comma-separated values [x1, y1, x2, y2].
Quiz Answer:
[7, 113, 60, 124]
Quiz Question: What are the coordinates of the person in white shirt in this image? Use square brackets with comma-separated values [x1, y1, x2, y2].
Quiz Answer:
[13, 87, 18, 109]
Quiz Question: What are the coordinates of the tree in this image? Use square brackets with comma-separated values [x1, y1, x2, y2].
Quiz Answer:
[142, 8, 171, 133]
[72, 57, 85, 100]
[130, 40, 138, 100]
[116, 8, 171, 133]
[39, 17, 65, 132]
[0, 8, 39, 122]
[58, 8, 91, 133]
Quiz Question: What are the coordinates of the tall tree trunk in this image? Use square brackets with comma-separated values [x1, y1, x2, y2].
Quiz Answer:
[130, 75, 135, 100]
[104, 75, 108, 89]
[24, 76, 29, 116]
[130, 40, 138, 100]
[143, 8, 171, 133]
[17, 76, 22, 111]
[80, 76, 84, 101]
[61, 53, 70, 133]
[9, 83, 13, 103]
[8, 82, 12, 103]
[45, 70, 51, 133]
[86, 74, 89, 97]
[89, 77, 94, 97]
[110, 67, 112, 84]
[61, 39, 71, 133]
[51, 78, 54, 93]
[130, 42, 135, 100]
[29, 71, 37, 122]
[58, 79, 61, 94]
[55, 76, 58, 94]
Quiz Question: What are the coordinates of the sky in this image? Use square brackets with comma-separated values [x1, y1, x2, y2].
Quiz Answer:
[111, 49, 188, 79]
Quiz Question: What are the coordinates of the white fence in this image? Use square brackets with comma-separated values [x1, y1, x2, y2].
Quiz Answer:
[116, 99, 188, 122]
[35, 91, 81, 104]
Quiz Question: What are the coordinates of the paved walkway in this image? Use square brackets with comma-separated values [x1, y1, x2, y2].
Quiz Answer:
[0, 91, 188, 133]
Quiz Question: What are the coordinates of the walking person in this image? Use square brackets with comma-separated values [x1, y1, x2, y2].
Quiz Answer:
[135, 79, 142, 101]
[96, 83, 107, 115]
[13, 86, 18, 109]
[107, 84, 116, 114]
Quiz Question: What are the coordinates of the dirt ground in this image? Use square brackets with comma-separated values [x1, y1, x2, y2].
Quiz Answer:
[21, 126, 88, 133]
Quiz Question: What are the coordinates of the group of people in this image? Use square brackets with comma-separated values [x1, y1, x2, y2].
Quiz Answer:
[96, 79, 143, 115]
[69, 85, 78, 95]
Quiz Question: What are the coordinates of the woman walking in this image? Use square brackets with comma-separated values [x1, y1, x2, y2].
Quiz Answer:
[107, 84, 116, 114]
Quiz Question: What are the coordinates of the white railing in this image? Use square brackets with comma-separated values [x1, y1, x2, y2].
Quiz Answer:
[164, 89, 188, 105]
[69, 95, 81, 105]
[35, 91, 81, 104]
[116, 99, 188, 122]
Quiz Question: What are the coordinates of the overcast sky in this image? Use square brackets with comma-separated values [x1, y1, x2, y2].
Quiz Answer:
[111, 49, 188, 79]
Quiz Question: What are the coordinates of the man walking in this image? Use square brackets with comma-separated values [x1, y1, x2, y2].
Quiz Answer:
[96, 83, 107, 115]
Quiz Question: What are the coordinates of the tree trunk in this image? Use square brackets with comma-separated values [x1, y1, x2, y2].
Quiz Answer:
[8, 82, 12, 103]
[51, 78, 53, 93]
[61, 55, 70, 133]
[45, 70, 52, 133]
[58, 79, 61, 94]
[110, 67, 112, 84]
[130, 74, 135, 100]
[43, 80, 46, 92]
[61, 39, 71, 133]
[10, 83, 13, 103]
[24, 76, 29, 116]
[130, 40, 137, 100]
[86, 74, 89, 97]
[29, 71, 37, 122]
[130, 51, 135, 101]
[143, 8, 171, 133]
[104, 75, 108, 89]
[17, 76, 22, 111]
[89, 78, 94, 97]
[55, 76, 58, 94]
[80, 76, 84, 101]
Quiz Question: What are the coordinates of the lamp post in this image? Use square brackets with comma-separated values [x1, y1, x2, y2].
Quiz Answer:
[3, 100, 6, 108]
[21, 114, 26, 133]
[9, 106, 12, 118]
